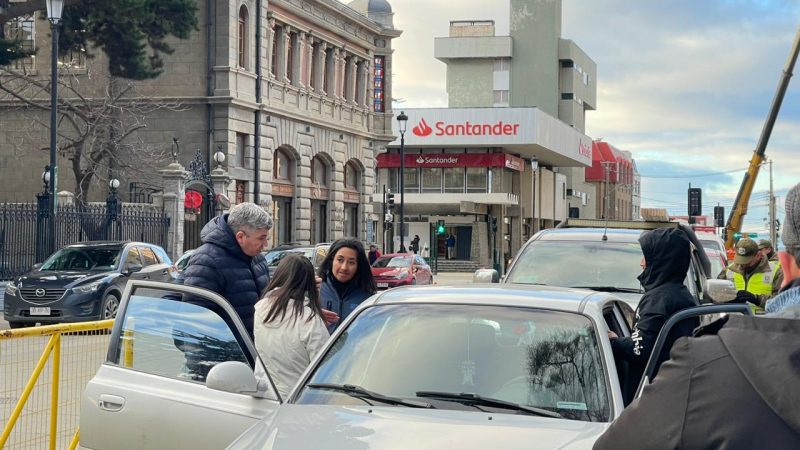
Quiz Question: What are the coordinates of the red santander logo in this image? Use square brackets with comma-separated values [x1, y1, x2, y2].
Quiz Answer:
[412, 118, 433, 137]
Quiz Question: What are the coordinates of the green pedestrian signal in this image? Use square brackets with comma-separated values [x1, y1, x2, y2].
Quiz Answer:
[436, 220, 445, 235]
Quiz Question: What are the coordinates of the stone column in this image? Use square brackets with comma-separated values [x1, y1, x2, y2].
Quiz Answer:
[304, 34, 314, 89]
[160, 162, 189, 260]
[346, 56, 357, 103]
[365, 53, 374, 110]
[319, 42, 329, 96]
[267, 18, 276, 79]
[210, 166, 232, 214]
[333, 47, 342, 100]
[281, 26, 291, 83]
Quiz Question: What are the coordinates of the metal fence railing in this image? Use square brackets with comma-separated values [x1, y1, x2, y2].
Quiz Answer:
[0, 203, 169, 281]
[1, 320, 114, 450]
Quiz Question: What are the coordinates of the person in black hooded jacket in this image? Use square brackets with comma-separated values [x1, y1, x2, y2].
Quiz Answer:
[607, 227, 699, 404]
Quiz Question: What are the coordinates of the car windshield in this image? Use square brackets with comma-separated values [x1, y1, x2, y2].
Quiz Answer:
[288, 248, 315, 259]
[699, 239, 722, 253]
[506, 240, 644, 292]
[373, 256, 412, 268]
[40, 247, 122, 271]
[264, 249, 292, 266]
[296, 304, 610, 422]
[706, 250, 726, 278]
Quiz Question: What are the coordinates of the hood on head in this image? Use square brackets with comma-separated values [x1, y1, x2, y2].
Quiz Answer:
[638, 227, 690, 289]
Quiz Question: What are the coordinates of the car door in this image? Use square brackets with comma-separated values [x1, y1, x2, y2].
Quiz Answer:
[80, 280, 281, 450]
[414, 256, 432, 284]
[138, 245, 173, 282]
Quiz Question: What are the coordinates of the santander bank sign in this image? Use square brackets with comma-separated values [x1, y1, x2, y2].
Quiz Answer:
[412, 117, 521, 138]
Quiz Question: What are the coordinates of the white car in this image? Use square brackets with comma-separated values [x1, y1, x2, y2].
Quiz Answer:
[79, 281, 742, 449]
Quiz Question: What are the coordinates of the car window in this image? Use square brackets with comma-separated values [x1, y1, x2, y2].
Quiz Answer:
[39, 246, 123, 271]
[415, 256, 427, 266]
[176, 252, 193, 271]
[111, 288, 250, 384]
[507, 240, 644, 292]
[315, 246, 329, 266]
[139, 247, 159, 266]
[373, 256, 413, 268]
[297, 304, 610, 422]
[151, 246, 172, 265]
[123, 247, 142, 270]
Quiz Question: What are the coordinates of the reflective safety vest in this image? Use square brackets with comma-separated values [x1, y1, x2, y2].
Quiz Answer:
[729, 268, 773, 314]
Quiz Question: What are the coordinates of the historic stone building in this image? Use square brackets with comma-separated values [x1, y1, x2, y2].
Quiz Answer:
[0, 0, 401, 249]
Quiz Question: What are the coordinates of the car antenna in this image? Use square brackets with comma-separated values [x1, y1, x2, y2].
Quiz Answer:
[602, 216, 609, 241]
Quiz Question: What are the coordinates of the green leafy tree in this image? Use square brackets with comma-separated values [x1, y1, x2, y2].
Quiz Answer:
[0, 0, 198, 79]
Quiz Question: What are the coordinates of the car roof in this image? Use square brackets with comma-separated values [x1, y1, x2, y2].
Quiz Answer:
[379, 253, 415, 258]
[370, 283, 613, 314]
[66, 241, 130, 248]
[535, 227, 644, 243]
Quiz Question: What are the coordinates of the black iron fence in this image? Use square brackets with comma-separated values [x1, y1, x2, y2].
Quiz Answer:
[0, 202, 169, 280]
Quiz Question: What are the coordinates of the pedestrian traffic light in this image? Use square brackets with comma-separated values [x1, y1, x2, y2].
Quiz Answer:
[386, 191, 395, 211]
[713, 206, 725, 227]
[688, 188, 702, 217]
[436, 220, 445, 235]
[490, 216, 498, 233]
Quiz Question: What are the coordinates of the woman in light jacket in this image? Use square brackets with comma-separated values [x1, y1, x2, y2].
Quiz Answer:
[319, 238, 377, 331]
[254, 254, 330, 399]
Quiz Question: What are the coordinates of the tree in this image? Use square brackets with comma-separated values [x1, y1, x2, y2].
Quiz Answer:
[0, 64, 187, 206]
[0, 0, 198, 79]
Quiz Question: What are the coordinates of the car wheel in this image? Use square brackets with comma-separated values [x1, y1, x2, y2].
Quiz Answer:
[101, 293, 120, 319]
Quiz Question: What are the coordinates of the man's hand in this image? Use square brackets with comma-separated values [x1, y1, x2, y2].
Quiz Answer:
[734, 290, 757, 304]
[321, 309, 340, 326]
[607, 330, 618, 340]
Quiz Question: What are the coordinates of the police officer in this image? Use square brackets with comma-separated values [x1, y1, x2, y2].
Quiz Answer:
[721, 238, 783, 312]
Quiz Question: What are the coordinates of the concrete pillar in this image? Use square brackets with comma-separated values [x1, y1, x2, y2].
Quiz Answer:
[160, 162, 188, 260]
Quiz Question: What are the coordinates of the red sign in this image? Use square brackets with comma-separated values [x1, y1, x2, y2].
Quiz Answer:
[376, 153, 524, 172]
[185, 191, 203, 209]
[411, 117, 521, 138]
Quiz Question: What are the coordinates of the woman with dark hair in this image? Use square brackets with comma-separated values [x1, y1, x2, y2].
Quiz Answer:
[254, 254, 330, 398]
[318, 238, 377, 330]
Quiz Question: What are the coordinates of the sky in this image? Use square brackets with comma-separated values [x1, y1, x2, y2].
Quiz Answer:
[381, 0, 800, 234]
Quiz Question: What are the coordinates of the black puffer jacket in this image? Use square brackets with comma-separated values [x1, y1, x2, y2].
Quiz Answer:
[611, 227, 699, 402]
[183, 214, 270, 335]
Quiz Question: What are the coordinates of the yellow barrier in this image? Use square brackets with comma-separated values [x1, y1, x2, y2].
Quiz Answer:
[1, 320, 114, 450]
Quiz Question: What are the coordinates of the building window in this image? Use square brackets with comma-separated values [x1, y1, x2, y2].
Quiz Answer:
[274, 149, 293, 181]
[287, 31, 296, 84]
[561, 93, 574, 100]
[466, 167, 487, 193]
[493, 90, 509, 107]
[238, 6, 248, 69]
[311, 156, 328, 187]
[235, 180, 247, 204]
[344, 55, 353, 101]
[344, 162, 359, 190]
[444, 167, 464, 193]
[344, 205, 358, 238]
[271, 25, 282, 78]
[4, 15, 35, 71]
[493, 59, 510, 72]
[402, 168, 419, 193]
[310, 42, 318, 90]
[373, 56, 385, 112]
[421, 168, 442, 193]
[324, 47, 334, 94]
[59, 48, 86, 69]
[236, 133, 248, 168]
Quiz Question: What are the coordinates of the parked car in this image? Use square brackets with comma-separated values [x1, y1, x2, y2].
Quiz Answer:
[372, 253, 434, 289]
[263, 242, 331, 271]
[695, 231, 728, 263]
[478, 219, 724, 309]
[173, 249, 196, 275]
[3, 241, 174, 328]
[79, 281, 742, 449]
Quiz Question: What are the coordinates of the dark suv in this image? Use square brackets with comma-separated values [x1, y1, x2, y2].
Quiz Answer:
[3, 241, 174, 328]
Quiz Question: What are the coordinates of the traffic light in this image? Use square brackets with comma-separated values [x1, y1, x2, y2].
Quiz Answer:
[386, 191, 395, 211]
[490, 216, 498, 233]
[713, 206, 725, 227]
[688, 188, 702, 217]
[436, 220, 445, 235]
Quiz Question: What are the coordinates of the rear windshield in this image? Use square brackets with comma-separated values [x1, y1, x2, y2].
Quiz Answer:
[507, 240, 644, 292]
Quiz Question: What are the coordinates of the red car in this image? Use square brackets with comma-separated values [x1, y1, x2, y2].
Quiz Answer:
[371, 253, 434, 289]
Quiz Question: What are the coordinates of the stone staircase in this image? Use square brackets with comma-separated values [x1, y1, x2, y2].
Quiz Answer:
[429, 258, 481, 273]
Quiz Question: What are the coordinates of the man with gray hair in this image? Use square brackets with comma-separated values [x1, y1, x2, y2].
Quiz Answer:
[184, 202, 273, 336]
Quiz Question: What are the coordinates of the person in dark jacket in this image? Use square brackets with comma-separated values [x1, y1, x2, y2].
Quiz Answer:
[319, 238, 377, 331]
[367, 244, 381, 266]
[607, 227, 699, 404]
[183, 202, 272, 336]
[595, 185, 800, 450]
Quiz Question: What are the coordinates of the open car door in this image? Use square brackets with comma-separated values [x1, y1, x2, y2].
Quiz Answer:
[80, 280, 281, 450]
[635, 303, 753, 399]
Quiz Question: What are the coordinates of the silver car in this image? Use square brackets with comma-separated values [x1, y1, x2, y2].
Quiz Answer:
[79, 281, 739, 449]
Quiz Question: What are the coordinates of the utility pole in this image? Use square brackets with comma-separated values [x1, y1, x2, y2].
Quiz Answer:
[769, 159, 777, 245]
[602, 161, 613, 219]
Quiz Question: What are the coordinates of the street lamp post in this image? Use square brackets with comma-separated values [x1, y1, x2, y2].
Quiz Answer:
[46, 0, 64, 217]
[397, 111, 408, 253]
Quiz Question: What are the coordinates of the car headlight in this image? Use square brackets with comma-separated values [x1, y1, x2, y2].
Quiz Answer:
[72, 280, 102, 294]
[5, 283, 18, 296]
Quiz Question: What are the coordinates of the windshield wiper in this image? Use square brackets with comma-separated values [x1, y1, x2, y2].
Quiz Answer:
[570, 286, 643, 294]
[307, 383, 433, 409]
[415, 391, 561, 418]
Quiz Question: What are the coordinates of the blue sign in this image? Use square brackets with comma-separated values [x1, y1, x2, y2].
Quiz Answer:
[366, 220, 374, 243]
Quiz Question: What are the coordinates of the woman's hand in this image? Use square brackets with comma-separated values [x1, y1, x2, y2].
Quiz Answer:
[321, 309, 340, 326]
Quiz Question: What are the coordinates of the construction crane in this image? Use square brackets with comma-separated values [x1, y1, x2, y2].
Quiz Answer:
[725, 24, 800, 250]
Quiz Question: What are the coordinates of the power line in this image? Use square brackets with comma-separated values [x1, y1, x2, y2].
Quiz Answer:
[638, 167, 748, 179]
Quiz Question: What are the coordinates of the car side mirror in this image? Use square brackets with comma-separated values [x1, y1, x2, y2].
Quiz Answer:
[32, 263, 42, 270]
[705, 279, 737, 303]
[124, 263, 143, 275]
[473, 269, 499, 283]
[206, 361, 260, 395]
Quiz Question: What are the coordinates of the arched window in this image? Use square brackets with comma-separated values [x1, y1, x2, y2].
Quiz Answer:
[311, 156, 328, 187]
[238, 6, 248, 69]
[274, 149, 294, 181]
[344, 161, 359, 191]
